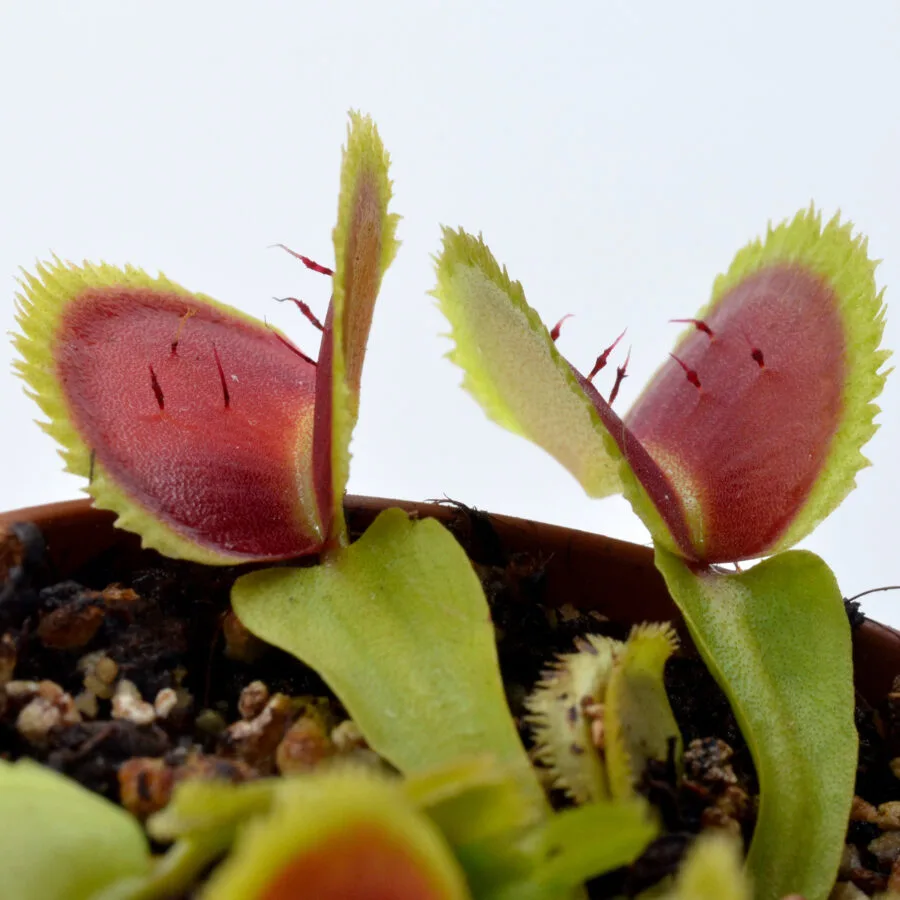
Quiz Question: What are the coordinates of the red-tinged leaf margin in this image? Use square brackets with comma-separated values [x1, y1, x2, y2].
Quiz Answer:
[623, 208, 890, 562]
[431, 228, 694, 557]
[13, 259, 324, 563]
[742, 210, 889, 552]
[432, 228, 625, 501]
[314, 112, 400, 550]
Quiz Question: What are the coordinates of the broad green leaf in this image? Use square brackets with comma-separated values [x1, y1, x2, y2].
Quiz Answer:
[232, 507, 544, 810]
[653, 547, 856, 900]
[432, 228, 622, 499]
[0, 759, 150, 900]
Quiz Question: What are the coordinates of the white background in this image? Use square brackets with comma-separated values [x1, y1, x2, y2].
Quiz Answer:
[2, 2, 900, 624]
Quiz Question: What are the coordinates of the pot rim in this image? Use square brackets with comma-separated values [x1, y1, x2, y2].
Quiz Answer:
[2, 495, 899, 704]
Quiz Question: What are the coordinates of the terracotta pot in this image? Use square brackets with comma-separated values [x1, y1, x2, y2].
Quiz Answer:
[2, 496, 898, 705]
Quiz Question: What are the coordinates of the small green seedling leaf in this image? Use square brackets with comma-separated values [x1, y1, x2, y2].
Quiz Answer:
[0, 759, 150, 900]
[459, 797, 658, 900]
[526, 625, 681, 804]
[148, 759, 544, 900]
[526, 797, 658, 897]
[605, 623, 681, 800]
[233, 507, 544, 809]
[152, 761, 654, 900]
[201, 768, 472, 900]
[525, 633, 619, 803]
[93, 835, 234, 900]
[653, 547, 856, 900]
[661, 831, 752, 900]
[406, 757, 564, 898]
[404, 755, 541, 847]
[432, 228, 623, 499]
[147, 778, 278, 843]
[149, 759, 535, 898]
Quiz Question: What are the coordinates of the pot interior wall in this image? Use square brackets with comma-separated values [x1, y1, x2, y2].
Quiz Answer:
[2, 496, 897, 705]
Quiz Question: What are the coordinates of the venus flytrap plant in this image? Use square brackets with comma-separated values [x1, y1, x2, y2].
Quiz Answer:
[197, 771, 474, 900]
[432, 209, 891, 900]
[525, 624, 681, 804]
[135, 757, 657, 900]
[379, 757, 657, 900]
[10, 112, 544, 827]
[7, 109, 674, 900]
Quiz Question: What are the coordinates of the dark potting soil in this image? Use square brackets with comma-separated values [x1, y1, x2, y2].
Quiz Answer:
[1, 505, 899, 897]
